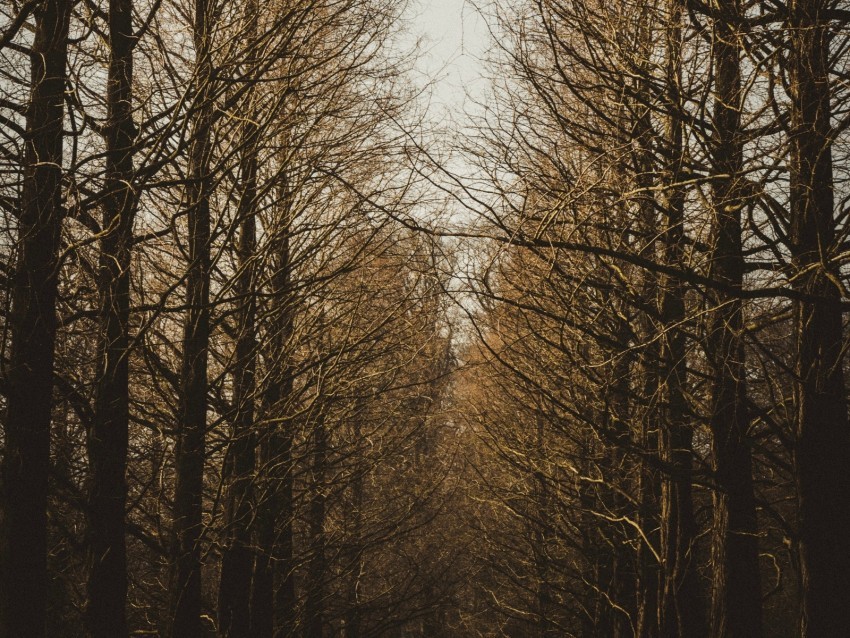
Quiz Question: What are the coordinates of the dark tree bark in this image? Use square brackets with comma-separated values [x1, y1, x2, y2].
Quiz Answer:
[217, 93, 259, 638]
[705, 7, 762, 638]
[635, 424, 661, 638]
[251, 190, 296, 638]
[531, 415, 556, 638]
[305, 413, 328, 638]
[85, 0, 135, 635]
[1, 2, 72, 636]
[632, 71, 662, 638]
[217, 5, 260, 632]
[171, 1, 214, 634]
[635, 301, 661, 638]
[607, 316, 639, 638]
[658, 3, 705, 636]
[786, 1, 850, 634]
[344, 419, 364, 638]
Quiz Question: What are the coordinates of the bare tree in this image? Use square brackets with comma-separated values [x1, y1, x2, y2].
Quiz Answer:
[86, 0, 137, 634]
[1, 2, 73, 636]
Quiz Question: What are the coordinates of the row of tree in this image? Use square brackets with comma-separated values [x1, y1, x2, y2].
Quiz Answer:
[1, 0, 460, 636]
[445, 0, 850, 635]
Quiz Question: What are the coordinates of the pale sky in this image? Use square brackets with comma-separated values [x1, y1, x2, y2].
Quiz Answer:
[411, 0, 490, 118]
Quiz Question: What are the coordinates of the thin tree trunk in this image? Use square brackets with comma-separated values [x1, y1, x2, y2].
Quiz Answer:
[635, 313, 661, 638]
[532, 415, 555, 638]
[251, 191, 296, 638]
[86, 0, 135, 635]
[632, 69, 662, 638]
[217, 38, 259, 633]
[787, 1, 850, 634]
[305, 413, 328, 638]
[171, 1, 213, 634]
[1, 2, 72, 636]
[344, 421, 364, 638]
[609, 342, 638, 638]
[635, 429, 661, 638]
[658, 2, 705, 635]
[705, 7, 762, 638]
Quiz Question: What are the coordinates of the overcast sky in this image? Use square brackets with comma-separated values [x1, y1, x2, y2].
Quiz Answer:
[411, 0, 491, 117]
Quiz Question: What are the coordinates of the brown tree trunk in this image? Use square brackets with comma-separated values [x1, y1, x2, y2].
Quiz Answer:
[635, 312, 661, 638]
[636, 433, 661, 638]
[787, 2, 850, 634]
[658, 3, 705, 635]
[632, 71, 661, 638]
[305, 413, 328, 638]
[217, 62, 259, 636]
[1, 2, 72, 636]
[85, 0, 135, 635]
[344, 420, 364, 638]
[171, 1, 213, 634]
[532, 416, 556, 638]
[251, 196, 296, 638]
[705, 8, 762, 638]
[608, 320, 638, 637]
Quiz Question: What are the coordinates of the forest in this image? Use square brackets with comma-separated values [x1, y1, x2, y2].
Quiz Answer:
[1, 0, 849, 636]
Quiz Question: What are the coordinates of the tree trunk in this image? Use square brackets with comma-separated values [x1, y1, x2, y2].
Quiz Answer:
[305, 413, 328, 638]
[635, 307, 661, 638]
[251, 194, 296, 638]
[787, 1, 850, 634]
[705, 8, 762, 638]
[658, 2, 705, 635]
[1, 2, 72, 636]
[86, 0, 135, 635]
[171, 1, 213, 634]
[217, 53, 259, 636]
[635, 433, 661, 638]
[532, 416, 556, 638]
[608, 320, 638, 637]
[344, 420, 364, 638]
[632, 65, 661, 638]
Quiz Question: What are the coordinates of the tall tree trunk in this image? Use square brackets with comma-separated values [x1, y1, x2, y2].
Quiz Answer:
[344, 421, 364, 638]
[658, 2, 705, 635]
[632, 74, 661, 638]
[171, 0, 213, 634]
[705, 7, 762, 638]
[86, 0, 135, 635]
[217, 4, 259, 632]
[305, 413, 328, 638]
[217, 47, 259, 636]
[787, 1, 850, 634]
[635, 425, 661, 638]
[635, 310, 661, 638]
[607, 314, 638, 637]
[1, 2, 72, 636]
[251, 194, 296, 638]
[532, 415, 556, 638]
